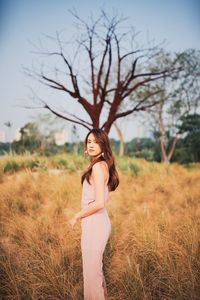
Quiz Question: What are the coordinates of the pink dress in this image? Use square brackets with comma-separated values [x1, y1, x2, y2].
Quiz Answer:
[81, 176, 111, 300]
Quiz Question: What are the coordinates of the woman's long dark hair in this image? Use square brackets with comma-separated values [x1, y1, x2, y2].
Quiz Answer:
[81, 128, 119, 191]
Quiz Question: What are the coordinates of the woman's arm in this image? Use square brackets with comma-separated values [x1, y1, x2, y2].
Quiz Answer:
[71, 162, 106, 222]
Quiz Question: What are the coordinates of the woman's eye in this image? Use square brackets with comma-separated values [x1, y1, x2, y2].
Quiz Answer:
[87, 140, 99, 145]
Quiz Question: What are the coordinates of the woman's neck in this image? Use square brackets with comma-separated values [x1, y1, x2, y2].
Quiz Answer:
[91, 153, 102, 162]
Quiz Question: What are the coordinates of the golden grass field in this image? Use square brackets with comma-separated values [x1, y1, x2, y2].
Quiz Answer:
[0, 154, 200, 299]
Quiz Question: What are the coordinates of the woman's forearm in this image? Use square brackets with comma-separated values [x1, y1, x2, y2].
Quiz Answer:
[75, 201, 103, 220]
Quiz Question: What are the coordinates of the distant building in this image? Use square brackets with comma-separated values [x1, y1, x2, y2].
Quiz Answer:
[0, 131, 5, 142]
[15, 128, 21, 141]
[54, 129, 68, 145]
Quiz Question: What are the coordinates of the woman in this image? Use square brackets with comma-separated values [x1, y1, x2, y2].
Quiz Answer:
[69, 128, 119, 300]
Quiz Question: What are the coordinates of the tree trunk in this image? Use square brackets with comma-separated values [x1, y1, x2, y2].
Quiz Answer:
[167, 136, 178, 161]
[158, 101, 178, 163]
[158, 99, 168, 163]
[113, 122, 125, 156]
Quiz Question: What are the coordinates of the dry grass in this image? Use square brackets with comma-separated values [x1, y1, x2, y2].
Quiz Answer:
[0, 155, 199, 299]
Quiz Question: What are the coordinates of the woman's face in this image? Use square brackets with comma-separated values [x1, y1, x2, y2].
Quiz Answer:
[86, 133, 102, 158]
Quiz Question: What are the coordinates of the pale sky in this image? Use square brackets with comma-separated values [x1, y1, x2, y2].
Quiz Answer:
[1, 0, 200, 142]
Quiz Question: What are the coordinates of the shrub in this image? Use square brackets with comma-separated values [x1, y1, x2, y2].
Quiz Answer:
[129, 162, 141, 176]
[22, 159, 40, 170]
[3, 160, 21, 173]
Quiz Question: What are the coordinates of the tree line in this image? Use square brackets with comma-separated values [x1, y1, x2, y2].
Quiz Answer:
[1, 113, 200, 164]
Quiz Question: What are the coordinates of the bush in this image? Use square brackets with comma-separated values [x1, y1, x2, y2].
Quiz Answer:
[22, 159, 40, 170]
[3, 160, 21, 173]
[117, 157, 141, 176]
[129, 162, 141, 176]
[0, 165, 3, 183]
[51, 157, 69, 169]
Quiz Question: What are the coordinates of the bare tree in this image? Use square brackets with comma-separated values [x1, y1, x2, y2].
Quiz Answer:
[24, 10, 173, 135]
[143, 49, 200, 163]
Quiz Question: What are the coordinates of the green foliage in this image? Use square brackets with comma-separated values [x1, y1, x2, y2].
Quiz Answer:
[2, 157, 48, 174]
[0, 165, 4, 183]
[22, 159, 40, 170]
[1, 115, 200, 166]
[50, 154, 87, 172]
[129, 162, 141, 176]
[175, 114, 200, 163]
[0, 142, 10, 155]
[177, 114, 200, 134]
[3, 160, 21, 173]
[134, 149, 154, 161]
[125, 138, 155, 161]
[117, 157, 141, 176]
[183, 163, 200, 170]
[0, 154, 146, 177]
[51, 157, 69, 169]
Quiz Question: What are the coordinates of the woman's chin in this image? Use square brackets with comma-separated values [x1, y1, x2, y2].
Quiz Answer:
[90, 152, 102, 158]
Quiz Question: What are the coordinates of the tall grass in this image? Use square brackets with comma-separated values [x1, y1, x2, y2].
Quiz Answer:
[0, 154, 199, 299]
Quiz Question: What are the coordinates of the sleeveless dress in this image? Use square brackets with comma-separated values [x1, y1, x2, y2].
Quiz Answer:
[81, 175, 111, 300]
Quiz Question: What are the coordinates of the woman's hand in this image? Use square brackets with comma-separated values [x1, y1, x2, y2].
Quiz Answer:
[69, 215, 78, 230]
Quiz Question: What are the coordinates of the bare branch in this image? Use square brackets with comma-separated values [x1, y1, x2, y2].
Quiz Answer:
[122, 74, 166, 99]
[107, 90, 163, 125]
[66, 112, 93, 126]
[25, 9, 175, 134]
[43, 103, 91, 130]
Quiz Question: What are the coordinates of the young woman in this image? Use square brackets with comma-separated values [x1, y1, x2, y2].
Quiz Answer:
[69, 128, 119, 300]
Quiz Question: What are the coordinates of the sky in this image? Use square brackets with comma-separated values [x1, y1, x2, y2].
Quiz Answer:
[0, 0, 200, 142]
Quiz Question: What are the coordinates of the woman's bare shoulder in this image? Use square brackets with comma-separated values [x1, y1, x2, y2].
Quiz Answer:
[92, 161, 108, 171]
[93, 161, 109, 183]
[91, 161, 108, 181]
